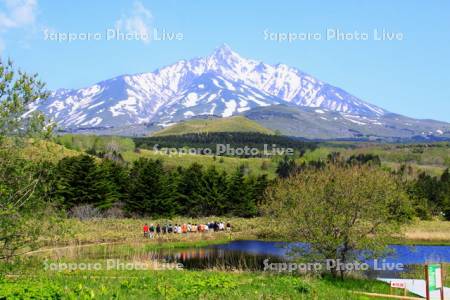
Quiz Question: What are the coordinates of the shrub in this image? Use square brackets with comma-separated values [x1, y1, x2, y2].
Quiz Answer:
[262, 165, 413, 278]
[69, 204, 101, 220]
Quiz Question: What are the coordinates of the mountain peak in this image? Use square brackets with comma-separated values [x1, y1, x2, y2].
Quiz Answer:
[209, 44, 241, 62]
[213, 43, 233, 54]
[32, 45, 448, 140]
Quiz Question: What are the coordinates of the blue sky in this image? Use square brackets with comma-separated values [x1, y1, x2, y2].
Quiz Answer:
[1, 0, 450, 122]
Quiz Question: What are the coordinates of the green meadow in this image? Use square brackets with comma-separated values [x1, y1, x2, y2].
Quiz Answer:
[0, 269, 395, 300]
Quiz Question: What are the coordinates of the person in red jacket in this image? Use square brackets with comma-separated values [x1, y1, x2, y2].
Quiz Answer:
[143, 224, 149, 238]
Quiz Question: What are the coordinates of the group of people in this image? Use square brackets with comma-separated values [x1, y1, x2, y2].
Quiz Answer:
[143, 222, 231, 238]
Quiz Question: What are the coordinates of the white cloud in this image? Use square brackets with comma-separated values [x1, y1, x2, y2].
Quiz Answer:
[0, 0, 38, 53]
[0, 0, 37, 31]
[115, 1, 153, 44]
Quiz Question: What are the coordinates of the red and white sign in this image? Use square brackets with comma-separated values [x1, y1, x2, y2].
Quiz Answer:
[390, 281, 406, 289]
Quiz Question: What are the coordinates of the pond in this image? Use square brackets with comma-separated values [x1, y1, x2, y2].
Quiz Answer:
[206, 240, 450, 264]
[150, 240, 450, 278]
[47, 240, 450, 278]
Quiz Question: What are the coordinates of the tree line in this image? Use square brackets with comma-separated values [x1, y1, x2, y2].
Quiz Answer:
[50, 155, 269, 218]
[133, 132, 316, 157]
[405, 168, 450, 220]
[275, 152, 450, 220]
[275, 152, 382, 179]
[52, 147, 448, 221]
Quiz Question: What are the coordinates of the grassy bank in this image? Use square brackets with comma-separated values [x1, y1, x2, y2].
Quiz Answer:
[37, 217, 450, 249]
[0, 269, 396, 299]
[39, 217, 265, 248]
[400, 220, 450, 245]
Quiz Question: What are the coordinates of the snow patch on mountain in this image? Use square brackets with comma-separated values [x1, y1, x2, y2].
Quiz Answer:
[30, 44, 390, 129]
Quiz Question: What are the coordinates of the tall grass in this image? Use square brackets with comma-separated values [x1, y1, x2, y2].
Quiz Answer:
[39, 217, 268, 247]
[37, 217, 450, 249]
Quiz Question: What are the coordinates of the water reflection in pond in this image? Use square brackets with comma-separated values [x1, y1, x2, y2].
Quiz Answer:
[46, 240, 450, 278]
[151, 246, 285, 271]
[150, 240, 450, 277]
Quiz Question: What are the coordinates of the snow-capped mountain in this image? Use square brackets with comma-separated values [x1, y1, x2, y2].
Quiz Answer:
[154, 72, 283, 125]
[27, 44, 450, 139]
[29, 44, 385, 127]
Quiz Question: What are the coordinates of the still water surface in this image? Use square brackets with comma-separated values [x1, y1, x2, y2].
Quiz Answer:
[151, 240, 450, 276]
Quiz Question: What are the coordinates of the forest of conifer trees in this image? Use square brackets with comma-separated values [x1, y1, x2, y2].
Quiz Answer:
[51, 155, 269, 218]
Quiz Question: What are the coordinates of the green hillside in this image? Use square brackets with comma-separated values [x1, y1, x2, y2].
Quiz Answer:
[151, 116, 275, 136]
[6, 138, 83, 163]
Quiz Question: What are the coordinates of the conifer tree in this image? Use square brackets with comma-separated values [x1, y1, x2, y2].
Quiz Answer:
[196, 166, 228, 216]
[176, 163, 204, 216]
[226, 166, 256, 217]
[99, 159, 128, 203]
[56, 155, 118, 209]
[125, 158, 180, 216]
[252, 174, 269, 206]
[276, 155, 298, 178]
